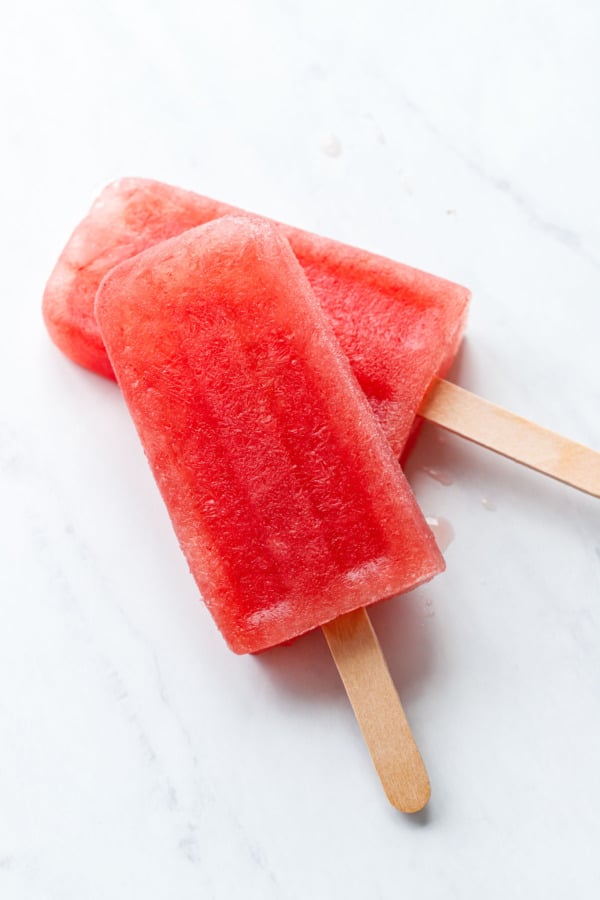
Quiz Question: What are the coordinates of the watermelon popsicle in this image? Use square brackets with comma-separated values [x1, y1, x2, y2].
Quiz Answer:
[44, 178, 470, 459]
[96, 214, 444, 810]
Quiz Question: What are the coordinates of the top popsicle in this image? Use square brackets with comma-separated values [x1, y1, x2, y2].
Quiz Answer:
[96, 214, 444, 654]
[43, 178, 470, 457]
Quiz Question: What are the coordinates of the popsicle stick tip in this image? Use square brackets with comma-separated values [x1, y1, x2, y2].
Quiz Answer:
[407, 786, 431, 815]
[387, 776, 431, 814]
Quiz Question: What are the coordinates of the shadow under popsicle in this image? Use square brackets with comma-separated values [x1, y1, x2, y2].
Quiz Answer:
[408, 338, 599, 517]
[253, 585, 437, 709]
[409, 396, 599, 527]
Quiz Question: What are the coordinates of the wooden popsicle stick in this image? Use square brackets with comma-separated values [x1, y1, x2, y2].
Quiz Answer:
[419, 377, 600, 498]
[321, 607, 430, 813]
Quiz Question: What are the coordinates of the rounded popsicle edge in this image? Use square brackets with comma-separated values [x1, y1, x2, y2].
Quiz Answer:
[322, 607, 431, 814]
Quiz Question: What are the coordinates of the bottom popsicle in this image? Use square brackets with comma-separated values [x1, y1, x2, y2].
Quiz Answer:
[43, 177, 600, 499]
[95, 214, 444, 808]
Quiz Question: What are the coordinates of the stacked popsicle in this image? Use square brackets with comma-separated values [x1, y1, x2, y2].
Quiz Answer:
[96, 215, 445, 654]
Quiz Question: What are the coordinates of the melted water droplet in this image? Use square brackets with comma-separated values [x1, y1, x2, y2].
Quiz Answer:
[421, 466, 454, 486]
[422, 596, 435, 618]
[481, 496, 497, 512]
[320, 133, 342, 158]
[309, 63, 327, 80]
[425, 516, 455, 552]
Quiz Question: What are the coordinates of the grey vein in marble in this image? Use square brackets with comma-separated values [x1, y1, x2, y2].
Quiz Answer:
[395, 89, 600, 272]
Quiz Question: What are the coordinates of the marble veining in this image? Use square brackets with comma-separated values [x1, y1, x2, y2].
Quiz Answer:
[2, 1, 600, 898]
[395, 83, 600, 272]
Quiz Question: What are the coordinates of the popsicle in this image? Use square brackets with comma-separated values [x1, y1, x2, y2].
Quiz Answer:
[96, 214, 444, 653]
[96, 214, 445, 810]
[44, 179, 600, 496]
[44, 178, 469, 458]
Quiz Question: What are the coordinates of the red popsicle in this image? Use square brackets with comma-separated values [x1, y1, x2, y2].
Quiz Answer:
[45, 178, 469, 457]
[96, 214, 444, 654]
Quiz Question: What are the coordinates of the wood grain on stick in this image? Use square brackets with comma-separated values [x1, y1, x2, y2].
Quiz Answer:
[420, 378, 600, 498]
[322, 607, 430, 813]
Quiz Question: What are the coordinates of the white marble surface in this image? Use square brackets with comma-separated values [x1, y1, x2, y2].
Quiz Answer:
[2, 1, 599, 897]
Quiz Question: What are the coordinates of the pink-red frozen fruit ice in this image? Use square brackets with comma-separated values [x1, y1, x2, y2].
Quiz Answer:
[96, 215, 444, 654]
